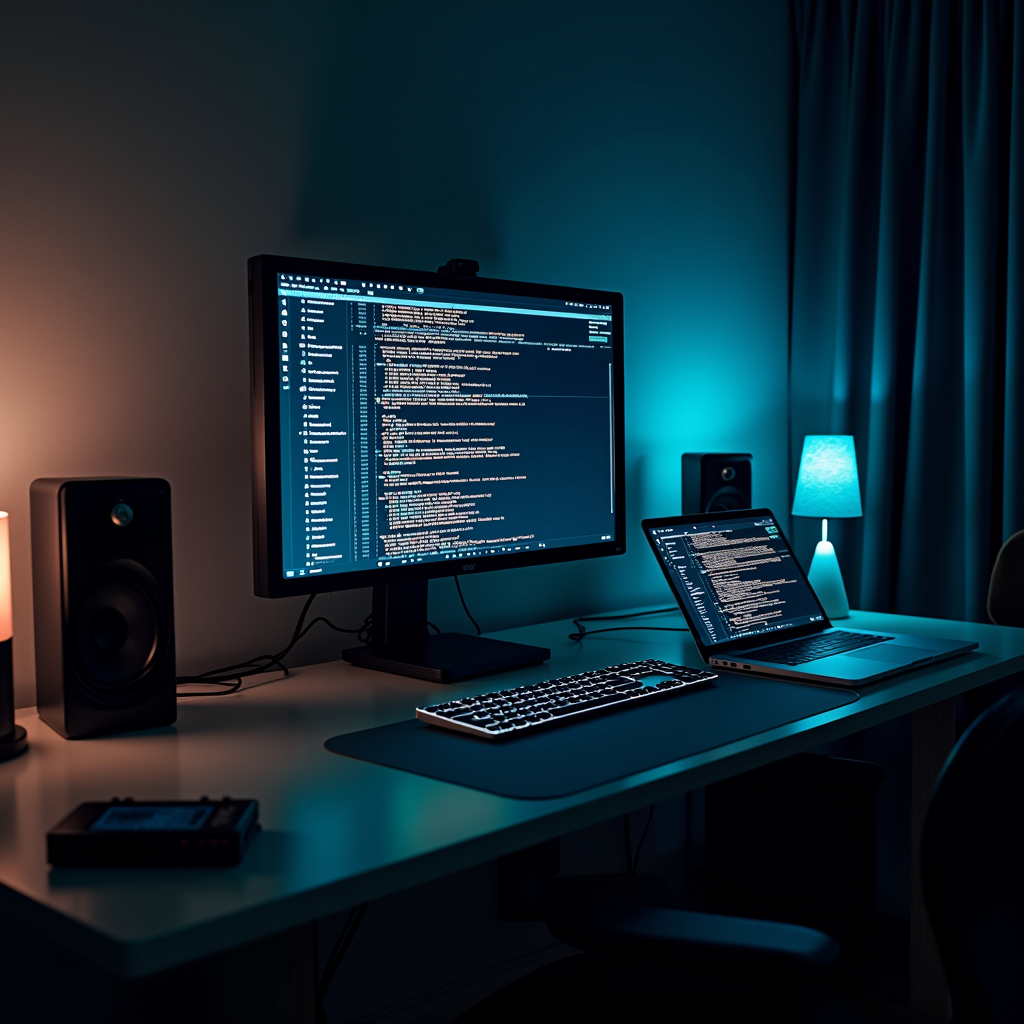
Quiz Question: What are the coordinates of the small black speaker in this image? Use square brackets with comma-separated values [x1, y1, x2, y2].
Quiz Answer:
[681, 453, 752, 514]
[30, 478, 176, 738]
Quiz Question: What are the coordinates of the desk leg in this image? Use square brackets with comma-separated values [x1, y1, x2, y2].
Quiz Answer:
[210, 921, 317, 1023]
[910, 699, 955, 1021]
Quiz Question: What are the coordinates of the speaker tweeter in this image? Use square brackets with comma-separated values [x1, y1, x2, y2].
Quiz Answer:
[681, 453, 753, 514]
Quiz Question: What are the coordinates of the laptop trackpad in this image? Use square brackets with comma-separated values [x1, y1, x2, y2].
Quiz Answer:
[846, 645, 926, 664]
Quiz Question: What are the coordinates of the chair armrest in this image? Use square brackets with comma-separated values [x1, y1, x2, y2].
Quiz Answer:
[547, 898, 840, 971]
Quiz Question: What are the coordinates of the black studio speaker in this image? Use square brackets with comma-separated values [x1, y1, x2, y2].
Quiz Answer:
[30, 478, 176, 738]
[681, 453, 752, 514]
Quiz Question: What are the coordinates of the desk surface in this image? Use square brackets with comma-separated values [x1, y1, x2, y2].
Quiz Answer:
[1, 608, 1021, 977]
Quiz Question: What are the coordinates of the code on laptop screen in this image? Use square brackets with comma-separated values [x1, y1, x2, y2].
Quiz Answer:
[648, 515, 825, 646]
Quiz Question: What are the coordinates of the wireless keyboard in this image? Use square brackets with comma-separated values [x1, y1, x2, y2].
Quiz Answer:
[416, 659, 717, 740]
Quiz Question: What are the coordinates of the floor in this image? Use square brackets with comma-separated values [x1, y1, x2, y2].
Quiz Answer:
[834, 915, 947, 1024]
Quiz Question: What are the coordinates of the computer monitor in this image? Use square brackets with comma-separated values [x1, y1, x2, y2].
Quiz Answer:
[249, 254, 625, 681]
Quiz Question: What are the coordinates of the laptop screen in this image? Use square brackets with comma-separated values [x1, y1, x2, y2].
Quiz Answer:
[646, 513, 825, 648]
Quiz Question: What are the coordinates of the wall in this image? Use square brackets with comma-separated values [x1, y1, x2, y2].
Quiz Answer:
[0, 0, 791, 708]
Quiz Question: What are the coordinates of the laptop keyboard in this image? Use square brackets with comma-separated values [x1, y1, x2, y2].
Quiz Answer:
[417, 659, 717, 740]
[744, 630, 894, 666]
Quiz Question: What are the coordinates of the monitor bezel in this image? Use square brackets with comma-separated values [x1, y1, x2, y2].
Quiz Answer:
[250, 253, 626, 599]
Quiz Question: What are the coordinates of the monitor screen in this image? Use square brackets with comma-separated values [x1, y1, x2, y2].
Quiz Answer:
[249, 255, 625, 598]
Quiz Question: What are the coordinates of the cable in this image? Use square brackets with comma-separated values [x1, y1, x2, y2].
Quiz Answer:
[177, 677, 244, 697]
[177, 595, 372, 697]
[622, 805, 655, 874]
[683, 790, 694, 886]
[568, 607, 686, 642]
[316, 903, 368, 1024]
[570, 625, 690, 641]
[454, 576, 481, 636]
[631, 805, 655, 874]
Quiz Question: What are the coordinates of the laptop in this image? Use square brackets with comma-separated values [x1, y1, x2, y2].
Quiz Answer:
[643, 509, 977, 686]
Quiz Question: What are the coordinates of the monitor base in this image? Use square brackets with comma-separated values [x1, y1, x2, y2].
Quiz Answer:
[342, 633, 549, 683]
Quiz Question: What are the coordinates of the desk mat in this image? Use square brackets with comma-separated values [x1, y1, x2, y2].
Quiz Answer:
[324, 675, 858, 799]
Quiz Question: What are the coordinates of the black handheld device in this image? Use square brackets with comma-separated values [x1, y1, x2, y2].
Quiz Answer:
[47, 797, 260, 867]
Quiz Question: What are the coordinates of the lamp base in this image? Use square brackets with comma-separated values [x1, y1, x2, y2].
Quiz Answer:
[807, 540, 850, 619]
[0, 725, 27, 763]
[0, 638, 26, 760]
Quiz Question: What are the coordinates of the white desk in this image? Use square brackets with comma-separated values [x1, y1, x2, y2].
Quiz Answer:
[1, 608, 1021, 1018]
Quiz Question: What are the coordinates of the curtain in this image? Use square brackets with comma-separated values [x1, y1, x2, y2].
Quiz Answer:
[789, 0, 1023, 622]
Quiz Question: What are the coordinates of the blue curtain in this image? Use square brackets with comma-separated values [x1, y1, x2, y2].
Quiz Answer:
[790, 0, 1023, 622]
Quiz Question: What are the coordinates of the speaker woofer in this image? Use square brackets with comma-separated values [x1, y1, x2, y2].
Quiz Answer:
[70, 562, 168, 706]
[704, 485, 750, 513]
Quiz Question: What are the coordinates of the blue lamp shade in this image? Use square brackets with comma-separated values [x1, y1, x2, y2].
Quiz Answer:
[791, 435, 863, 519]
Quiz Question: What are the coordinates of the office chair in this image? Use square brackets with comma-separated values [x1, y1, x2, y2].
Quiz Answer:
[962, 530, 1024, 726]
[987, 530, 1024, 627]
[921, 686, 1024, 1023]
[459, 873, 859, 1022]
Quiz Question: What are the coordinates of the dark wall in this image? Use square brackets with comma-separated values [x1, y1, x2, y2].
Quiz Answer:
[0, 0, 791, 705]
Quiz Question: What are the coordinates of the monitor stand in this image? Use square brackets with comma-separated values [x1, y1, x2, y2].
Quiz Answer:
[341, 580, 550, 683]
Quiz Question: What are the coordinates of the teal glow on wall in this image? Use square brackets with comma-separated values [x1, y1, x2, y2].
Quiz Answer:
[292, 0, 792, 630]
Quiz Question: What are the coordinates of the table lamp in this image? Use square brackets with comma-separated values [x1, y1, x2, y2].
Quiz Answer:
[0, 511, 28, 761]
[791, 436, 862, 619]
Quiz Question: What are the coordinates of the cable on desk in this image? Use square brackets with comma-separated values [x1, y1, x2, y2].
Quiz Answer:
[568, 607, 686, 642]
[454, 575, 482, 636]
[316, 903, 368, 1024]
[176, 595, 373, 697]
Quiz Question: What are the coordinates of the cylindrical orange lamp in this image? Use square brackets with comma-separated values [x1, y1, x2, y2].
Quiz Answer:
[0, 511, 29, 760]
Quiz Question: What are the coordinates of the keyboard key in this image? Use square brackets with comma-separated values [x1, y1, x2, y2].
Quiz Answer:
[745, 631, 894, 666]
[417, 660, 717, 740]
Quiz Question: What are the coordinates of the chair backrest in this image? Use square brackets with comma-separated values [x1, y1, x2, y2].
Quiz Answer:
[988, 530, 1024, 627]
[922, 686, 1024, 1023]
